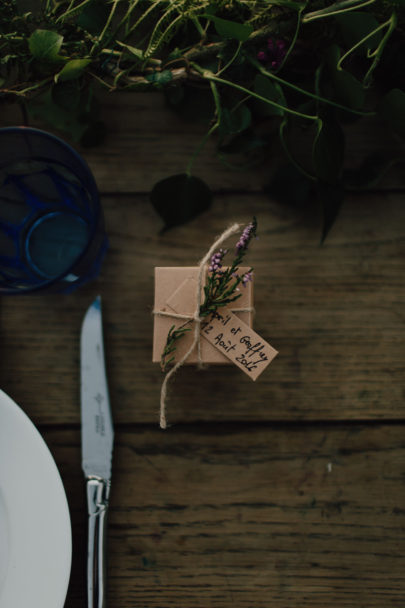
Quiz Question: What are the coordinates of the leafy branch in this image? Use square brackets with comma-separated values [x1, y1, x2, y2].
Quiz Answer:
[0, 0, 404, 239]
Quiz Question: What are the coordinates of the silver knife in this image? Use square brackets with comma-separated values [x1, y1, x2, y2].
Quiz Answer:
[81, 296, 114, 608]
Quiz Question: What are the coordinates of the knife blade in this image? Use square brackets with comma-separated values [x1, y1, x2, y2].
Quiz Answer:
[80, 295, 114, 608]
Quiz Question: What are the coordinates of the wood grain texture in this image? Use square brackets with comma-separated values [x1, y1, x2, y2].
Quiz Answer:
[44, 423, 405, 608]
[1, 92, 404, 192]
[1, 91, 404, 608]
[1, 192, 403, 425]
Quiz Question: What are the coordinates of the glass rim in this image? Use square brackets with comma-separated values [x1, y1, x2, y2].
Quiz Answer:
[0, 126, 102, 294]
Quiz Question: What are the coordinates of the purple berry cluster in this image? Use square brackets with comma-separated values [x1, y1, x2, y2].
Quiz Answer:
[257, 39, 286, 70]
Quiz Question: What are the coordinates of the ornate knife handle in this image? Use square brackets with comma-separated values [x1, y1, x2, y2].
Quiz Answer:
[86, 477, 111, 608]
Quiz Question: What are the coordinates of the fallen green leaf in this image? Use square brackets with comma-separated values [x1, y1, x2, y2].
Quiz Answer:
[317, 181, 345, 243]
[150, 174, 212, 231]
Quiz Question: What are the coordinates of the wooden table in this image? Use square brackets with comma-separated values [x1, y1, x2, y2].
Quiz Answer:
[1, 94, 405, 607]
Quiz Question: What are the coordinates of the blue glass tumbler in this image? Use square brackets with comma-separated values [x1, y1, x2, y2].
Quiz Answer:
[0, 127, 108, 294]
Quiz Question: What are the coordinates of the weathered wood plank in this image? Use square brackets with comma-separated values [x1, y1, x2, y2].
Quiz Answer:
[1, 92, 404, 192]
[1, 191, 403, 425]
[45, 423, 405, 607]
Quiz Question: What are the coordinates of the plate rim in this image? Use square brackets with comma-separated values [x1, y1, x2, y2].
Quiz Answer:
[0, 389, 72, 607]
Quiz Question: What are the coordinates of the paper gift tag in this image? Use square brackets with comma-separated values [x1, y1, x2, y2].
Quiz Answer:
[200, 309, 278, 380]
[167, 277, 278, 380]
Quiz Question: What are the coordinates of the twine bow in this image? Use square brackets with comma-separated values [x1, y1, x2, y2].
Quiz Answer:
[154, 223, 254, 429]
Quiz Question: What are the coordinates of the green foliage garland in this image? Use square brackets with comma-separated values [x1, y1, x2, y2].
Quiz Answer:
[1, 0, 404, 238]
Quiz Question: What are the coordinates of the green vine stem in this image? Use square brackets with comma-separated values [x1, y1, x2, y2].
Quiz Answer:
[186, 81, 221, 176]
[191, 63, 318, 122]
[249, 57, 376, 117]
[90, 0, 120, 56]
[186, 121, 219, 176]
[277, 5, 304, 73]
[363, 11, 397, 87]
[302, 0, 377, 23]
[55, 0, 93, 23]
[337, 12, 397, 79]
[217, 41, 243, 77]
[279, 118, 317, 182]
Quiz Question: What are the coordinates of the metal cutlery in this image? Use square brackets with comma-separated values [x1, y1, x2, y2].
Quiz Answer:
[80, 296, 114, 608]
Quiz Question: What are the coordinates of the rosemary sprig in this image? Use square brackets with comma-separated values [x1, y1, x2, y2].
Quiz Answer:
[160, 324, 191, 372]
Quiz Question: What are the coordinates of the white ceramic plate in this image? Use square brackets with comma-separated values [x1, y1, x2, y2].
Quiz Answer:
[0, 389, 71, 608]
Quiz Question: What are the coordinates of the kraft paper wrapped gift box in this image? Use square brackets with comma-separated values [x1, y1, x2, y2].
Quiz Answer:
[153, 266, 254, 365]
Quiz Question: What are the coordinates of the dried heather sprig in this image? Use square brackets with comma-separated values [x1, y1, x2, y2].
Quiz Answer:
[208, 248, 227, 273]
[201, 217, 257, 315]
[160, 218, 257, 368]
[235, 218, 257, 252]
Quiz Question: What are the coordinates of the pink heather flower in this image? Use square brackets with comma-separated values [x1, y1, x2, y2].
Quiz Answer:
[209, 248, 227, 273]
[236, 221, 256, 252]
[242, 271, 253, 286]
[257, 50, 267, 62]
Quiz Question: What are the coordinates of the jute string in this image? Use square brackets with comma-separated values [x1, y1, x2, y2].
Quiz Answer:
[153, 223, 254, 429]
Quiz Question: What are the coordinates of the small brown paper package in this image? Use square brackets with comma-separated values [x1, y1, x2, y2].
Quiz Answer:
[153, 266, 254, 365]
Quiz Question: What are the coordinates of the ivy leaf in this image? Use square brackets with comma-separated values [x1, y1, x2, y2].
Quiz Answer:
[165, 83, 215, 125]
[317, 181, 345, 243]
[205, 15, 253, 41]
[325, 43, 341, 70]
[55, 58, 91, 82]
[27, 85, 105, 147]
[78, 0, 109, 34]
[378, 88, 405, 139]
[333, 69, 365, 110]
[219, 104, 251, 137]
[324, 44, 365, 110]
[336, 12, 382, 55]
[26, 89, 86, 141]
[313, 118, 345, 183]
[150, 174, 212, 231]
[28, 30, 64, 62]
[263, 162, 313, 208]
[253, 74, 286, 117]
